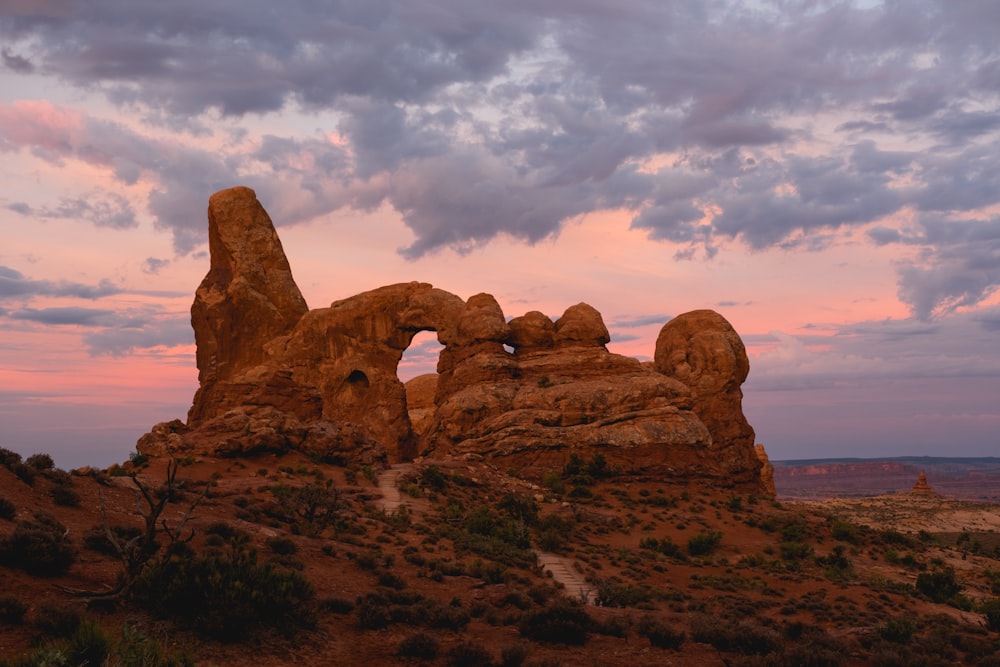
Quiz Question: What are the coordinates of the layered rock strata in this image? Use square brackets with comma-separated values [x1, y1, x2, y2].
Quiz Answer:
[139, 186, 765, 491]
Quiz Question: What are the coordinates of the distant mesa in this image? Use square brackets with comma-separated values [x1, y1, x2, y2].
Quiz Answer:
[137, 186, 768, 494]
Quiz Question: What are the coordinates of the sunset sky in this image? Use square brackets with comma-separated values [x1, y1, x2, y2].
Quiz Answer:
[1, 0, 998, 468]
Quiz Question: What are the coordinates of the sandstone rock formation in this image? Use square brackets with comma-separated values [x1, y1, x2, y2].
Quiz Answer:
[911, 471, 936, 495]
[138, 186, 766, 492]
[755, 444, 776, 497]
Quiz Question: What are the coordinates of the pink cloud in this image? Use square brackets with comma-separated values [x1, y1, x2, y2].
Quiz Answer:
[0, 99, 85, 155]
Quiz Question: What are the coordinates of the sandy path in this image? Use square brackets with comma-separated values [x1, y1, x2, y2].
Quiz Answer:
[536, 551, 595, 604]
[375, 463, 413, 512]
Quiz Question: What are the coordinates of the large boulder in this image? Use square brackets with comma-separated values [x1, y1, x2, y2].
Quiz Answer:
[654, 310, 761, 485]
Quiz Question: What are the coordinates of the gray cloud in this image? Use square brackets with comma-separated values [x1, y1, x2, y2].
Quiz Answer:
[0, 265, 120, 300]
[7, 192, 136, 229]
[141, 258, 170, 275]
[609, 314, 672, 329]
[1, 47, 32, 73]
[8, 306, 115, 326]
[82, 315, 193, 356]
[1, 0, 999, 316]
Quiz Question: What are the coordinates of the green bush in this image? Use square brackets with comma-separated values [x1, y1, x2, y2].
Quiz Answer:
[447, 641, 493, 667]
[420, 464, 448, 490]
[132, 537, 315, 641]
[877, 616, 915, 644]
[26, 453, 55, 470]
[66, 617, 111, 666]
[266, 536, 299, 555]
[0, 496, 15, 521]
[690, 613, 781, 655]
[519, 598, 591, 645]
[50, 482, 81, 508]
[11, 462, 36, 485]
[0, 595, 27, 624]
[980, 597, 1000, 632]
[638, 615, 685, 649]
[500, 642, 530, 667]
[830, 519, 861, 544]
[780, 541, 814, 561]
[0, 512, 77, 576]
[916, 567, 961, 603]
[639, 536, 686, 560]
[0, 447, 22, 468]
[32, 603, 82, 637]
[687, 530, 723, 556]
[269, 480, 344, 535]
[83, 524, 143, 555]
[398, 632, 440, 659]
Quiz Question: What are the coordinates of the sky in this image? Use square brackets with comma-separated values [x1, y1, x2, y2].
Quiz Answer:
[1, 0, 998, 469]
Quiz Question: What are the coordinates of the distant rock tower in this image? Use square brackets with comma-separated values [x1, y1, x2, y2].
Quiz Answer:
[911, 471, 936, 496]
[755, 443, 776, 497]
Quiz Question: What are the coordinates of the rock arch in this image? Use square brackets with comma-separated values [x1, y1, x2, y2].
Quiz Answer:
[141, 187, 766, 493]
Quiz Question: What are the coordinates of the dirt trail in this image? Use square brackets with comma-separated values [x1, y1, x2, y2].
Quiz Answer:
[375, 463, 413, 512]
[536, 551, 595, 604]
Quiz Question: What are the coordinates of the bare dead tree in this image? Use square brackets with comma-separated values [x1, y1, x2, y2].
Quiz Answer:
[62, 457, 208, 599]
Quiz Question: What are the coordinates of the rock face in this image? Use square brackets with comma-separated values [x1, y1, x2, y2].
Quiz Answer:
[755, 444, 776, 497]
[911, 472, 936, 496]
[139, 186, 766, 492]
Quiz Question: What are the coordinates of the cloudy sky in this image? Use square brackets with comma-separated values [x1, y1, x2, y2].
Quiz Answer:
[1, 0, 998, 468]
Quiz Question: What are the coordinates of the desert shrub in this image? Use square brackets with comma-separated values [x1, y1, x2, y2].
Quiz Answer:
[269, 480, 344, 535]
[542, 471, 565, 495]
[981, 597, 1000, 632]
[776, 519, 808, 542]
[113, 623, 195, 667]
[594, 578, 653, 608]
[266, 536, 299, 555]
[420, 464, 448, 490]
[319, 595, 355, 614]
[780, 541, 813, 561]
[537, 513, 575, 552]
[416, 598, 471, 630]
[132, 536, 315, 641]
[0, 512, 76, 576]
[687, 530, 723, 556]
[830, 519, 861, 544]
[638, 615, 685, 649]
[50, 481, 81, 507]
[0, 595, 27, 624]
[916, 567, 960, 603]
[0, 496, 15, 521]
[879, 529, 914, 548]
[448, 504, 534, 568]
[129, 450, 151, 468]
[356, 594, 393, 629]
[500, 642, 530, 667]
[25, 453, 55, 470]
[447, 640, 493, 667]
[519, 598, 591, 645]
[83, 524, 143, 555]
[639, 536, 686, 560]
[877, 616, 915, 644]
[66, 617, 111, 666]
[498, 492, 539, 524]
[11, 462, 36, 485]
[0, 447, 22, 468]
[398, 631, 440, 659]
[32, 603, 82, 637]
[690, 613, 781, 655]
